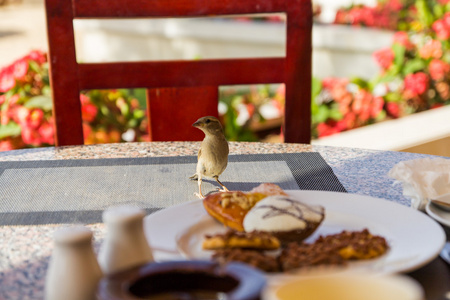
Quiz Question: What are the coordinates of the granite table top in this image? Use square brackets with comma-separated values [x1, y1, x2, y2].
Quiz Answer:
[0, 142, 447, 299]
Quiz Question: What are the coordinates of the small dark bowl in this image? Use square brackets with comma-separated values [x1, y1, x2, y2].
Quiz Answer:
[97, 260, 266, 300]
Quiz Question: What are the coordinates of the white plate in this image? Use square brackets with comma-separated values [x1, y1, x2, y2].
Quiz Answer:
[144, 190, 446, 275]
[426, 201, 450, 227]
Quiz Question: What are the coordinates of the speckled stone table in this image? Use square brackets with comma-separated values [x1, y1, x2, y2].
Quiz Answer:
[0, 142, 448, 299]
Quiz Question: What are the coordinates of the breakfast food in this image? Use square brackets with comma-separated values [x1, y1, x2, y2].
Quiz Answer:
[210, 229, 389, 273]
[202, 184, 389, 274]
[328, 229, 389, 260]
[202, 183, 288, 231]
[211, 248, 280, 273]
[279, 229, 389, 271]
[243, 195, 325, 244]
[202, 230, 280, 250]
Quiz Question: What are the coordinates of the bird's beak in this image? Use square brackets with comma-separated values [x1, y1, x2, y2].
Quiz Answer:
[192, 120, 202, 128]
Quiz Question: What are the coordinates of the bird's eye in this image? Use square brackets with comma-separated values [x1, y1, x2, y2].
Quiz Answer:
[205, 119, 211, 124]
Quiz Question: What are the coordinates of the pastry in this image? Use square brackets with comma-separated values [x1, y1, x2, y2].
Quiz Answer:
[202, 230, 280, 250]
[243, 195, 325, 244]
[202, 183, 288, 231]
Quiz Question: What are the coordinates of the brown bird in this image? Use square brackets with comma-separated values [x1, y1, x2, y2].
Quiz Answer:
[190, 116, 229, 199]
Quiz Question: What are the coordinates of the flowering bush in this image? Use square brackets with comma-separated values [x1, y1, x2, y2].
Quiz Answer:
[220, 0, 450, 140]
[310, 0, 450, 138]
[219, 85, 284, 141]
[0, 51, 147, 151]
[334, 0, 416, 30]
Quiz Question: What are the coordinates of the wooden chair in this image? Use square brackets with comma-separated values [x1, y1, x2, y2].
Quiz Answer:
[44, 0, 312, 146]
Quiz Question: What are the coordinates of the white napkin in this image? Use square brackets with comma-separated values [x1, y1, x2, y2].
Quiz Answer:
[388, 158, 450, 210]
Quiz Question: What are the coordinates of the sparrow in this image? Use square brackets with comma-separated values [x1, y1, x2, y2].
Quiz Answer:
[190, 116, 229, 199]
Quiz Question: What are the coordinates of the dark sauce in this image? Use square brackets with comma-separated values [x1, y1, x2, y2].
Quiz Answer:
[254, 197, 323, 222]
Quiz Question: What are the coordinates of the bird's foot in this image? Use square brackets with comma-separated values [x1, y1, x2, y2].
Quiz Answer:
[216, 187, 229, 193]
[189, 174, 198, 181]
[194, 192, 204, 199]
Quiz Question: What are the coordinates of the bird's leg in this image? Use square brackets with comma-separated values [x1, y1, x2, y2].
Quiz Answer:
[194, 174, 204, 199]
[213, 175, 229, 192]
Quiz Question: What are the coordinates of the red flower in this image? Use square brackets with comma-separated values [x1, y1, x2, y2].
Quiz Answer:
[322, 78, 348, 90]
[432, 19, 450, 40]
[336, 112, 357, 131]
[0, 107, 10, 125]
[38, 122, 55, 145]
[371, 96, 385, 118]
[431, 103, 444, 109]
[404, 72, 429, 97]
[334, 9, 347, 24]
[385, 0, 403, 11]
[373, 48, 395, 69]
[80, 94, 91, 105]
[317, 121, 340, 138]
[80, 94, 98, 122]
[0, 67, 15, 93]
[429, 59, 450, 81]
[12, 59, 28, 80]
[81, 103, 98, 122]
[419, 40, 443, 59]
[21, 127, 41, 146]
[386, 102, 400, 118]
[29, 109, 44, 129]
[24, 50, 47, 64]
[82, 123, 92, 141]
[443, 12, 450, 28]
[0, 140, 14, 152]
[13, 106, 31, 125]
[392, 31, 414, 50]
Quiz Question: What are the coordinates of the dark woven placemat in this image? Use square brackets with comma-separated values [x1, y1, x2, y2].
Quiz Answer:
[0, 153, 346, 225]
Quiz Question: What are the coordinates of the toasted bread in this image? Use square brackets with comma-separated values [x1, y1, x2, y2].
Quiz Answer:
[202, 230, 280, 250]
[202, 183, 288, 231]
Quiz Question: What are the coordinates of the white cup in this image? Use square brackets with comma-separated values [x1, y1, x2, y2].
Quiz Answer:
[263, 273, 424, 300]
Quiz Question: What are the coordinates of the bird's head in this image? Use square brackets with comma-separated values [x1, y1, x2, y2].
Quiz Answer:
[192, 116, 224, 135]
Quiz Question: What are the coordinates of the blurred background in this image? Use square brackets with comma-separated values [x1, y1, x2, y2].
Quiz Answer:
[1, 0, 449, 156]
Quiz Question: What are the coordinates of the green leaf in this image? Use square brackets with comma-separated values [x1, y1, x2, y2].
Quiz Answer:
[24, 95, 53, 111]
[313, 105, 329, 124]
[350, 77, 369, 89]
[28, 60, 40, 73]
[416, 0, 435, 27]
[133, 110, 145, 119]
[0, 122, 21, 139]
[392, 43, 405, 68]
[311, 77, 322, 99]
[375, 110, 387, 121]
[402, 59, 427, 75]
[328, 105, 343, 120]
[433, 4, 444, 19]
[385, 92, 402, 102]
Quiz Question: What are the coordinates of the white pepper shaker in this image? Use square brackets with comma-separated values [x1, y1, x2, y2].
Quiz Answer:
[98, 205, 153, 275]
[45, 226, 102, 300]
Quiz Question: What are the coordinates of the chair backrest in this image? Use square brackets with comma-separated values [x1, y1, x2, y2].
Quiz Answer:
[44, 0, 312, 146]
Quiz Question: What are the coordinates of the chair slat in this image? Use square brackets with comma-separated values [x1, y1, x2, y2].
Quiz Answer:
[78, 58, 285, 90]
[72, 0, 304, 19]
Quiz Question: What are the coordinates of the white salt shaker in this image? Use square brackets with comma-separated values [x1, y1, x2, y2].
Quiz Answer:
[98, 205, 153, 275]
[45, 226, 102, 300]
